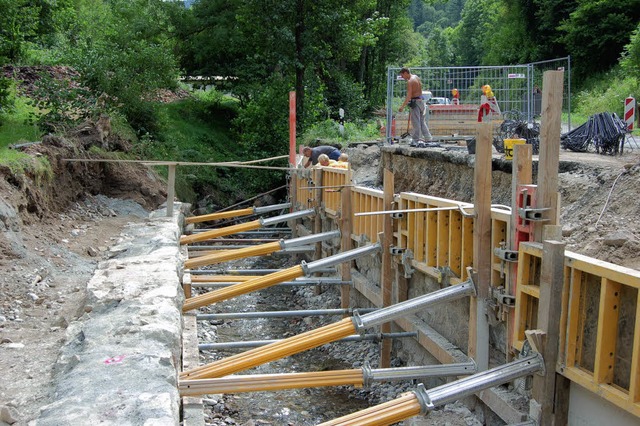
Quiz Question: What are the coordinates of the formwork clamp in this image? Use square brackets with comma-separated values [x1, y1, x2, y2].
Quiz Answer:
[389, 246, 405, 256]
[493, 244, 518, 262]
[491, 286, 516, 308]
[518, 207, 550, 222]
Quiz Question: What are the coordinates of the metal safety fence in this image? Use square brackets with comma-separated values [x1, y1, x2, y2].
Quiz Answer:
[384, 57, 571, 141]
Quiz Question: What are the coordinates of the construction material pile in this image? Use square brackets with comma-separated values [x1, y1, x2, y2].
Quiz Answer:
[561, 112, 628, 155]
[493, 115, 540, 154]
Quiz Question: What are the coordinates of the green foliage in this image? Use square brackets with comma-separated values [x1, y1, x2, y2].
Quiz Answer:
[0, 86, 41, 147]
[572, 68, 639, 117]
[63, 0, 181, 135]
[0, 0, 41, 63]
[27, 72, 100, 132]
[621, 23, 640, 83]
[0, 77, 13, 125]
[560, 0, 640, 82]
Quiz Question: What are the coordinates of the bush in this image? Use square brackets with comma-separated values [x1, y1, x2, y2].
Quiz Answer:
[573, 69, 639, 118]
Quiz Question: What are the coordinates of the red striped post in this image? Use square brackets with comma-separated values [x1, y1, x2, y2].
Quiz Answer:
[625, 96, 636, 130]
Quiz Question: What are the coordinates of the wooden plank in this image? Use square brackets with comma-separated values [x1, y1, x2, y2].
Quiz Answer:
[630, 291, 640, 402]
[415, 203, 426, 262]
[468, 122, 493, 370]
[565, 269, 583, 368]
[532, 239, 567, 426]
[381, 168, 394, 368]
[461, 216, 474, 281]
[565, 252, 640, 288]
[534, 70, 564, 242]
[426, 207, 438, 266]
[594, 278, 622, 384]
[340, 184, 353, 311]
[166, 164, 176, 217]
[436, 210, 450, 268]
[449, 210, 462, 277]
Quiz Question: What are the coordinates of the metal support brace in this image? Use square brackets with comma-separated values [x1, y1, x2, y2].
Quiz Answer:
[362, 362, 477, 387]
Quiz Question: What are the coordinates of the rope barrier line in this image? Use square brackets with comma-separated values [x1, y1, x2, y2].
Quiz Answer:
[182, 265, 304, 312]
[179, 369, 364, 396]
[62, 158, 294, 171]
[184, 241, 282, 269]
[180, 318, 356, 380]
[185, 207, 254, 224]
[180, 219, 261, 245]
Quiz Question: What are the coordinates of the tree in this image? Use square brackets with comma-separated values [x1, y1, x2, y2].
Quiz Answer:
[63, 0, 182, 132]
[0, 0, 40, 63]
[561, 0, 640, 81]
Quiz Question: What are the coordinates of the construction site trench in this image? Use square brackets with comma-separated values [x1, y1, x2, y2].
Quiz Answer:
[1, 136, 640, 425]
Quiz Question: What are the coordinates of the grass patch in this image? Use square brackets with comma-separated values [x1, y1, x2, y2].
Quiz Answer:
[300, 119, 380, 147]
[0, 92, 43, 167]
[147, 91, 244, 205]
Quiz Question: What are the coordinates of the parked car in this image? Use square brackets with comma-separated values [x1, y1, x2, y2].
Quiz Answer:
[427, 97, 451, 105]
[422, 90, 432, 102]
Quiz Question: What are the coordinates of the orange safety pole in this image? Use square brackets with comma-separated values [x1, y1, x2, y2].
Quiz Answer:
[179, 369, 363, 396]
[318, 392, 422, 426]
[185, 207, 254, 225]
[180, 219, 261, 245]
[182, 265, 305, 312]
[181, 317, 356, 380]
[185, 241, 282, 269]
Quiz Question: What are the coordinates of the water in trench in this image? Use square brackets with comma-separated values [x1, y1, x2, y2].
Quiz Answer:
[195, 256, 376, 425]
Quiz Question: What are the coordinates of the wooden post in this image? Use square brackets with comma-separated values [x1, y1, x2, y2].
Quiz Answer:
[534, 70, 564, 242]
[166, 164, 176, 217]
[531, 239, 569, 425]
[289, 91, 296, 167]
[508, 144, 533, 358]
[469, 123, 493, 371]
[340, 179, 353, 312]
[380, 168, 394, 368]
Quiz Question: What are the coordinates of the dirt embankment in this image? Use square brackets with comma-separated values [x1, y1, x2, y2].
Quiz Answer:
[0, 132, 168, 424]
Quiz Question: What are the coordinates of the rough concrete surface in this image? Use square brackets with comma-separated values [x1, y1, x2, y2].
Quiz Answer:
[34, 205, 186, 425]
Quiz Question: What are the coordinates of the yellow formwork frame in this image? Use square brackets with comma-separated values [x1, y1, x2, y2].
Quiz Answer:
[185, 207, 254, 224]
[182, 265, 304, 312]
[181, 317, 356, 380]
[180, 219, 261, 245]
[318, 392, 422, 426]
[184, 241, 282, 269]
[179, 369, 363, 396]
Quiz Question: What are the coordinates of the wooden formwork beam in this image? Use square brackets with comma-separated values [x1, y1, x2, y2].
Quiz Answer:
[531, 239, 569, 425]
[340, 182, 353, 311]
[534, 70, 564, 242]
[469, 122, 493, 371]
